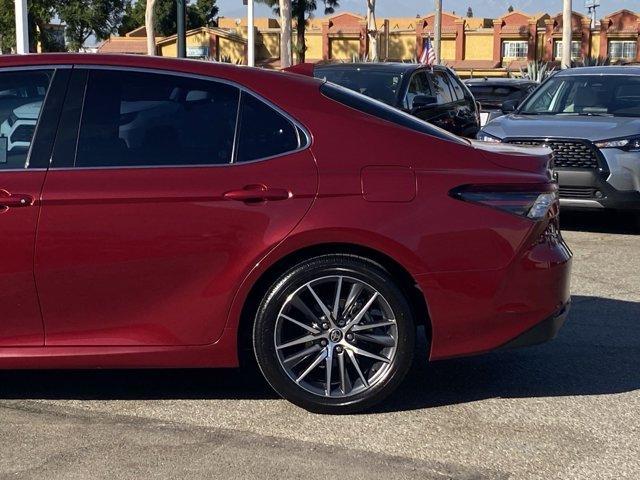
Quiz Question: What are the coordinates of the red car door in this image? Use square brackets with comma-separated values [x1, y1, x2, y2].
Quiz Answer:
[0, 67, 67, 346]
[35, 67, 317, 347]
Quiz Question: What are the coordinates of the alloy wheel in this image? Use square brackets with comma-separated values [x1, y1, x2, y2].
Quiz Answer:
[274, 275, 398, 398]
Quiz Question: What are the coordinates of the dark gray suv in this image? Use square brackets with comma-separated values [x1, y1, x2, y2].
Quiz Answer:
[478, 66, 640, 213]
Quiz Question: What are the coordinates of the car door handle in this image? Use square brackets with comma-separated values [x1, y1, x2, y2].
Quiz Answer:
[223, 184, 292, 203]
[0, 189, 35, 209]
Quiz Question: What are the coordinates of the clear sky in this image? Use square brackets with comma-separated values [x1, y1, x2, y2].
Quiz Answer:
[216, 0, 639, 20]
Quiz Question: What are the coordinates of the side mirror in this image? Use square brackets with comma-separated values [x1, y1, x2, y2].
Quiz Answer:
[411, 95, 437, 111]
[501, 99, 520, 114]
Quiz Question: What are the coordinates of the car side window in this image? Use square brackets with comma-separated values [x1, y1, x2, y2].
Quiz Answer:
[0, 70, 53, 169]
[446, 72, 466, 102]
[404, 72, 433, 110]
[74, 70, 240, 168]
[235, 92, 300, 163]
[431, 71, 454, 105]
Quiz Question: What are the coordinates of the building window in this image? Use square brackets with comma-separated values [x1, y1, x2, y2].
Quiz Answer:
[609, 41, 637, 61]
[554, 40, 581, 60]
[502, 41, 528, 59]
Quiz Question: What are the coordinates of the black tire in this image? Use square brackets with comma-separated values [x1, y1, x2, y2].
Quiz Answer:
[253, 254, 415, 414]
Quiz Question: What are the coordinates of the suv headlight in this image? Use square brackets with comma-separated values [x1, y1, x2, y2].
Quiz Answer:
[477, 131, 502, 143]
[594, 136, 640, 151]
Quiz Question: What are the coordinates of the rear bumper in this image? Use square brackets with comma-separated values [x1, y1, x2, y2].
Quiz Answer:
[417, 227, 572, 361]
[499, 301, 570, 350]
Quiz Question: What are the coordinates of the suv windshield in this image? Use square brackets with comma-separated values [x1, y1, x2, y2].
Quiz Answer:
[315, 68, 403, 106]
[518, 74, 640, 117]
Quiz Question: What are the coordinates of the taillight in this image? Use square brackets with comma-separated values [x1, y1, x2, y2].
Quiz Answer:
[450, 184, 559, 221]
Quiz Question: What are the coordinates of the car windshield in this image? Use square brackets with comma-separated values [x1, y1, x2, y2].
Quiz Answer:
[315, 68, 403, 106]
[518, 74, 640, 117]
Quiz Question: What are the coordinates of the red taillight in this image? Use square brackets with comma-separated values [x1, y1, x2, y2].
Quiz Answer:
[450, 184, 559, 221]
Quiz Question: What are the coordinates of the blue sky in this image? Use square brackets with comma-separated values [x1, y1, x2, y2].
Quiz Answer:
[216, 0, 639, 20]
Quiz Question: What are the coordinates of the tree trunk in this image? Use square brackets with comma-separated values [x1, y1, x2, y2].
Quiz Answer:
[145, 0, 157, 56]
[296, 9, 305, 64]
[366, 0, 377, 61]
[279, 0, 292, 68]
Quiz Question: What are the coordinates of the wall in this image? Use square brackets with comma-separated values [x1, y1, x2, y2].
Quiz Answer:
[330, 38, 360, 60]
[464, 32, 493, 60]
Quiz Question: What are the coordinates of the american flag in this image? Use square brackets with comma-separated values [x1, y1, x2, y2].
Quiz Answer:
[419, 37, 436, 65]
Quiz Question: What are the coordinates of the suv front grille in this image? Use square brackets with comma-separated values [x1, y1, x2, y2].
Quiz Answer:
[11, 125, 35, 143]
[505, 139, 599, 169]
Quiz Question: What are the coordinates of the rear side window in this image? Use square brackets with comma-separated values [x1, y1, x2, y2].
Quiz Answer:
[447, 73, 467, 102]
[75, 70, 240, 168]
[236, 93, 300, 163]
[431, 71, 454, 104]
[0, 69, 53, 169]
[320, 82, 467, 145]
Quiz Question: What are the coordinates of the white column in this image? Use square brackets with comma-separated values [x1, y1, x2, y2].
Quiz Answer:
[15, 0, 29, 54]
[247, 0, 255, 66]
[434, 0, 442, 64]
[561, 0, 572, 69]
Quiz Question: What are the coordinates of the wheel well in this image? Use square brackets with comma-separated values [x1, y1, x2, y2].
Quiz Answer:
[237, 243, 431, 367]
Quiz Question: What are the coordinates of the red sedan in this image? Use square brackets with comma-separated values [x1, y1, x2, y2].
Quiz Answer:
[0, 54, 571, 413]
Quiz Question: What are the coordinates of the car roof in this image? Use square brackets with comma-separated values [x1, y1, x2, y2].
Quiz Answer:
[464, 78, 536, 86]
[314, 62, 446, 74]
[0, 53, 323, 89]
[554, 65, 640, 76]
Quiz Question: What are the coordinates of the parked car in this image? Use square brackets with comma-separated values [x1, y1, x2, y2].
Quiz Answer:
[287, 62, 480, 138]
[0, 54, 571, 414]
[464, 77, 538, 126]
[478, 66, 640, 214]
[0, 69, 49, 167]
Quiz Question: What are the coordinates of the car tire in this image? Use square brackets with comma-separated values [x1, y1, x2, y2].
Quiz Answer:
[253, 254, 415, 414]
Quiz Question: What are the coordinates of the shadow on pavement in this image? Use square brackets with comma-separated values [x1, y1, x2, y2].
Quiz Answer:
[0, 296, 638, 413]
[561, 210, 640, 235]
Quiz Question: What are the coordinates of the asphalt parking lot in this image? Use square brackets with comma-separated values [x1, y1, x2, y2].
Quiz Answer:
[0, 211, 638, 480]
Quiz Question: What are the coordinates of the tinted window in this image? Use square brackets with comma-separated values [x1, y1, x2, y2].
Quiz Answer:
[315, 68, 403, 106]
[236, 93, 300, 163]
[519, 75, 640, 117]
[75, 70, 240, 168]
[0, 70, 53, 169]
[404, 72, 433, 109]
[432, 71, 454, 104]
[320, 82, 467, 145]
[446, 73, 467, 102]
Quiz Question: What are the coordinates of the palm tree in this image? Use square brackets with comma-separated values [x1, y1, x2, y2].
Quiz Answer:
[293, 0, 338, 63]
[261, 0, 338, 64]
[145, 0, 156, 55]
[366, 0, 377, 60]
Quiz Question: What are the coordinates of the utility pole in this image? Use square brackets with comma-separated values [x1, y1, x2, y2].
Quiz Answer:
[177, 0, 186, 58]
[15, 0, 29, 54]
[561, 0, 572, 69]
[247, 0, 255, 66]
[434, 0, 442, 64]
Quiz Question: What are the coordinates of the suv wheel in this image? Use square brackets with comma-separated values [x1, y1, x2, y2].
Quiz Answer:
[253, 254, 415, 414]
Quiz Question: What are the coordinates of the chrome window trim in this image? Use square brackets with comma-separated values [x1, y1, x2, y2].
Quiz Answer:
[61, 64, 312, 171]
[0, 66, 62, 172]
